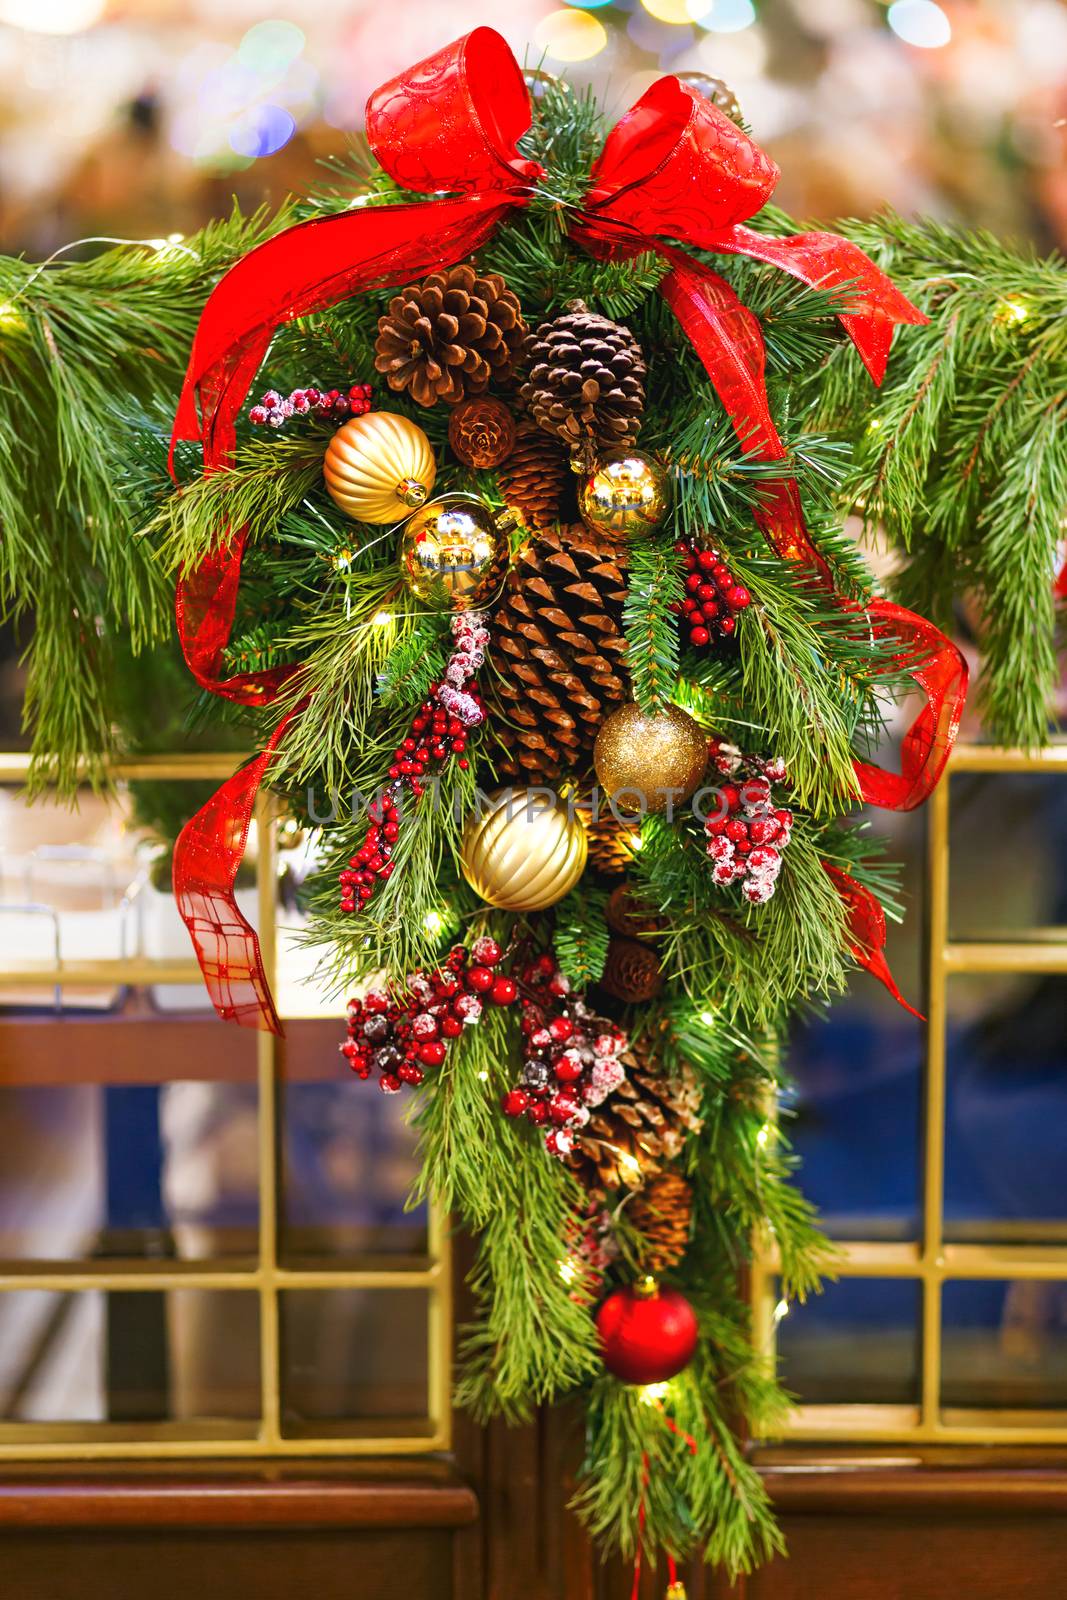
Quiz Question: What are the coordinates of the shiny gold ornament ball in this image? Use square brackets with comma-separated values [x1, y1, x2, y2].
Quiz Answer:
[577, 449, 671, 540]
[460, 788, 587, 911]
[399, 497, 503, 610]
[323, 411, 436, 524]
[594, 703, 708, 814]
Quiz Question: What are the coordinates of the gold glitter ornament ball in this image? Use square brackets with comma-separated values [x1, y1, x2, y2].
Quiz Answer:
[460, 788, 587, 911]
[323, 411, 436, 524]
[400, 497, 502, 610]
[594, 703, 708, 814]
[577, 449, 671, 540]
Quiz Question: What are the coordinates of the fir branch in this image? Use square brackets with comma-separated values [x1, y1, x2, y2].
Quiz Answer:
[622, 538, 683, 713]
[554, 882, 611, 987]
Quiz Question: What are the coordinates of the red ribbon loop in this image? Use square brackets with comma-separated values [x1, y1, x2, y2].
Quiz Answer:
[366, 26, 541, 195]
[169, 27, 965, 1030]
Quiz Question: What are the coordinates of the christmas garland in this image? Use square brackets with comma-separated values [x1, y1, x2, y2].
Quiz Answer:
[156, 29, 973, 1585]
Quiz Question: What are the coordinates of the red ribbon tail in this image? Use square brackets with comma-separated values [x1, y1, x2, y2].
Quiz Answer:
[852, 599, 969, 812]
[173, 712, 302, 1034]
[710, 224, 929, 385]
[824, 861, 923, 1020]
[659, 254, 830, 578]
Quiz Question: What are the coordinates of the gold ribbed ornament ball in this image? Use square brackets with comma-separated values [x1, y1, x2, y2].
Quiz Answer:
[460, 788, 587, 911]
[577, 449, 671, 540]
[399, 497, 503, 610]
[323, 411, 436, 524]
[594, 703, 708, 815]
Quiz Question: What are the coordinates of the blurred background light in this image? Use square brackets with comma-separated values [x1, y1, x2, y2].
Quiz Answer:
[229, 103, 297, 159]
[887, 0, 952, 49]
[0, 0, 104, 31]
[535, 8, 609, 61]
[237, 20, 306, 77]
[695, 0, 758, 32]
[641, 0, 694, 24]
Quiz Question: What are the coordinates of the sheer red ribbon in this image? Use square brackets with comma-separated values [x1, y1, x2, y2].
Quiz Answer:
[170, 25, 966, 1031]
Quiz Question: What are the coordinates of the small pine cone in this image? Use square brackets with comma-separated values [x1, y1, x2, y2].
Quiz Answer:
[629, 1171, 693, 1272]
[490, 521, 630, 782]
[569, 1039, 702, 1201]
[586, 813, 640, 880]
[448, 396, 517, 469]
[374, 263, 526, 408]
[599, 937, 663, 1003]
[520, 300, 646, 467]
[497, 420, 571, 530]
[605, 885, 664, 940]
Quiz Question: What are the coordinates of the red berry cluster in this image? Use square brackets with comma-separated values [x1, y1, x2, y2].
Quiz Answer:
[249, 383, 373, 429]
[703, 737, 793, 904]
[341, 937, 517, 1093]
[501, 957, 629, 1160]
[671, 539, 751, 651]
[339, 615, 488, 916]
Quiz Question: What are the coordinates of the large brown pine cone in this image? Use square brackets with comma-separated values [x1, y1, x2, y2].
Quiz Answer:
[491, 521, 629, 782]
[374, 264, 526, 408]
[519, 300, 645, 467]
[569, 1038, 702, 1201]
[497, 420, 571, 530]
[629, 1171, 694, 1272]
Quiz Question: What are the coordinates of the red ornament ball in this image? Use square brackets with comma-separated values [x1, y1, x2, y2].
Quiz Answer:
[595, 1283, 699, 1385]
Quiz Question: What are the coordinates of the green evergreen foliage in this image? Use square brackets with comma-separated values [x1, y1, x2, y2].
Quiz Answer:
[808, 215, 1067, 747]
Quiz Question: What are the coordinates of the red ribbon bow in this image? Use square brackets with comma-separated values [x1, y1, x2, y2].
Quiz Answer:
[171, 26, 965, 1031]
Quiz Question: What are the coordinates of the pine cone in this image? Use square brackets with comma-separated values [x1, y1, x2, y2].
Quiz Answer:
[497, 420, 571, 530]
[374, 264, 526, 408]
[520, 300, 646, 467]
[599, 937, 663, 1003]
[586, 813, 640, 880]
[629, 1171, 694, 1272]
[448, 396, 517, 468]
[491, 521, 630, 782]
[605, 885, 664, 940]
[569, 1039, 702, 1201]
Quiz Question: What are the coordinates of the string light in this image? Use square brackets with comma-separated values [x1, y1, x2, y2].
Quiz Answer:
[423, 909, 445, 935]
[617, 1150, 644, 1182]
[558, 1257, 580, 1284]
[371, 609, 393, 625]
[756, 1121, 772, 1148]
[995, 299, 1029, 326]
[699, 1010, 716, 1026]
[773, 1298, 790, 1322]
[639, 1381, 672, 1403]
[628, 831, 644, 851]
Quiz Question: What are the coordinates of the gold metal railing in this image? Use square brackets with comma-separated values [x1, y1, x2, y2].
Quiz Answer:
[753, 740, 1067, 1445]
[0, 755, 451, 1460]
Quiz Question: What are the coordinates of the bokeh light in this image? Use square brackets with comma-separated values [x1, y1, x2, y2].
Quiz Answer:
[229, 104, 297, 159]
[887, 0, 952, 49]
[641, 0, 693, 23]
[0, 0, 103, 32]
[694, 0, 758, 31]
[534, 8, 609, 61]
[237, 20, 306, 78]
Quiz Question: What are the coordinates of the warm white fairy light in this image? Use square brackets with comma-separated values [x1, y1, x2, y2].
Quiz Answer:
[558, 1257, 580, 1284]
[639, 1381, 671, 1403]
[756, 1121, 772, 1148]
[699, 1010, 716, 1026]
[423, 909, 445, 935]
[371, 609, 394, 625]
[773, 1298, 790, 1322]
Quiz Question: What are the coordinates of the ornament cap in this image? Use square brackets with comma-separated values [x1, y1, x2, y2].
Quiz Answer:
[665, 1583, 688, 1600]
[634, 1273, 659, 1300]
[398, 476, 429, 508]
